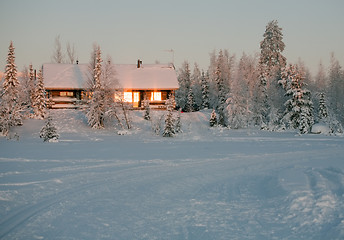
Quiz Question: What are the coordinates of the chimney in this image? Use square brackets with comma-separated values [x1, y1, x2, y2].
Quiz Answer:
[137, 59, 142, 68]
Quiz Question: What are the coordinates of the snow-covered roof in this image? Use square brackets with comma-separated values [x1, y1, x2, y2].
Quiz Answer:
[43, 64, 90, 90]
[43, 63, 178, 90]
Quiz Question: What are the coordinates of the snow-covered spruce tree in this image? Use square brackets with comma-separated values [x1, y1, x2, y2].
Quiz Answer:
[175, 110, 182, 133]
[209, 109, 217, 127]
[186, 88, 195, 112]
[318, 92, 328, 121]
[32, 69, 46, 119]
[163, 98, 175, 137]
[215, 62, 227, 127]
[40, 116, 59, 142]
[279, 64, 314, 134]
[28, 65, 36, 111]
[143, 100, 151, 120]
[176, 61, 191, 111]
[201, 71, 210, 109]
[0, 41, 22, 136]
[86, 46, 105, 129]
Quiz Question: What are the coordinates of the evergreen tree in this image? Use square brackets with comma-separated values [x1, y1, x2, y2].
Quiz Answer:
[175, 110, 182, 133]
[143, 100, 151, 120]
[163, 98, 175, 137]
[201, 71, 210, 109]
[215, 63, 227, 127]
[33, 69, 46, 119]
[259, 20, 286, 77]
[186, 88, 195, 112]
[176, 61, 191, 111]
[209, 109, 217, 127]
[259, 20, 287, 126]
[28, 65, 36, 111]
[318, 92, 328, 121]
[40, 116, 59, 142]
[86, 46, 105, 129]
[0, 41, 22, 136]
[279, 64, 314, 133]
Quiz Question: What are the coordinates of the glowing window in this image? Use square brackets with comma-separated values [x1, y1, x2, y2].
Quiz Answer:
[124, 92, 132, 102]
[151, 92, 162, 101]
[60, 92, 74, 97]
[133, 92, 140, 102]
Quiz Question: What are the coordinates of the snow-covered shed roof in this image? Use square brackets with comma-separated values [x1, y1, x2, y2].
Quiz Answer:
[43, 63, 178, 90]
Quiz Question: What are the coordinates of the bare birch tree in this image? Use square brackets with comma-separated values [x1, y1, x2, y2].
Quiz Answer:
[52, 35, 64, 63]
[66, 42, 76, 64]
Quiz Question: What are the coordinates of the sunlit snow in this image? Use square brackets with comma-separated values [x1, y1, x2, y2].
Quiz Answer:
[1, 109, 344, 239]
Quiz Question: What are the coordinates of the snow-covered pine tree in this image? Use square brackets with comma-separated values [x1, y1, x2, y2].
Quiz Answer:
[259, 20, 287, 126]
[40, 116, 59, 142]
[162, 98, 175, 137]
[33, 69, 46, 119]
[259, 20, 286, 78]
[0, 41, 22, 136]
[279, 64, 314, 133]
[86, 45, 105, 129]
[209, 109, 217, 127]
[201, 71, 210, 109]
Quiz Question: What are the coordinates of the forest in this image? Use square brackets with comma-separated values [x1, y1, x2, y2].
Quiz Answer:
[175, 20, 344, 134]
[1, 20, 344, 139]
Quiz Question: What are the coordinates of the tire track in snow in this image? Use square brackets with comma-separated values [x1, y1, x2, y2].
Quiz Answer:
[288, 167, 344, 237]
[0, 162, 157, 239]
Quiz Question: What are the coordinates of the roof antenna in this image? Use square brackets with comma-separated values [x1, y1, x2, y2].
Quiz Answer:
[164, 49, 174, 66]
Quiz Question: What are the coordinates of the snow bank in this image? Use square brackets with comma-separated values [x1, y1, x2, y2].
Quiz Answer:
[311, 122, 331, 134]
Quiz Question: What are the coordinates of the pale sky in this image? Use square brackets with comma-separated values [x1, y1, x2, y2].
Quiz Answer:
[0, 0, 343, 75]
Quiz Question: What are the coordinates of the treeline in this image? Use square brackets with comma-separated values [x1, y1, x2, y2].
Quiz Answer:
[176, 20, 344, 134]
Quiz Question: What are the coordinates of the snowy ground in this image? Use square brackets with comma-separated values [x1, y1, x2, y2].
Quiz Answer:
[1, 109, 344, 240]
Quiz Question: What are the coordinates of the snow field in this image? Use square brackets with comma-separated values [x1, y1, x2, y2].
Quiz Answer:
[1, 109, 344, 239]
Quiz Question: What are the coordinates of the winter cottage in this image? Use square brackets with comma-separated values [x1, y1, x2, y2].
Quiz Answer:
[43, 60, 178, 109]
